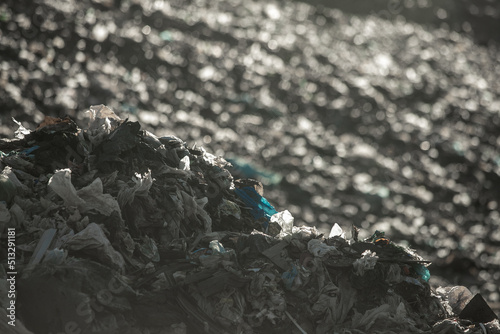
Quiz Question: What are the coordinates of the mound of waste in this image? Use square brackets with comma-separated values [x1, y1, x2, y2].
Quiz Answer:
[0, 106, 498, 334]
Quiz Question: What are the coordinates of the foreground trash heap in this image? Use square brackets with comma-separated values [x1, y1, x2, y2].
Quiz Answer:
[0, 106, 498, 334]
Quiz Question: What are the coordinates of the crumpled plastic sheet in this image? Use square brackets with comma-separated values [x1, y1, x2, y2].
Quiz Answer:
[117, 170, 153, 207]
[86, 104, 122, 147]
[329, 223, 345, 238]
[353, 250, 379, 276]
[271, 210, 294, 237]
[180, 190, 212, 233]
[2, 166, 30, 195]
[12, 118, 31, 140]
[308, 238, 341, 257]
[48, 169, 121, 217]
[234, 186, 278, 222]
[218, 199, 241, 219]
[63, 222, 126, 272]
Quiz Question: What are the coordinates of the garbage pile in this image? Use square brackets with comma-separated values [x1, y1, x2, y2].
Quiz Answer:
[1, 107, 499, 334]
[3, 0, 500, 308]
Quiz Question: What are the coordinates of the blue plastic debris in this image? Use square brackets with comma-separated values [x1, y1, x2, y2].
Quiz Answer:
[234, 186, 278, 226]
[209, 240, 226, 254]
[228, 157, 282, 185]
[412, 263, 431, 282]
[403, 276, 425, 288]
[281, 265, 298, 290]
[21, 145, 40, 158]
[0, 145, 40, 159]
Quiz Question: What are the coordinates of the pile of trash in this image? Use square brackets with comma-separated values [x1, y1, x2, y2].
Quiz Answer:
[1, 107, 498, 334]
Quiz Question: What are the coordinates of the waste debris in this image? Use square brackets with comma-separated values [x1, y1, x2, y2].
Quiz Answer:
[1, 108, 499, 334]
[2, 0, 500, 314]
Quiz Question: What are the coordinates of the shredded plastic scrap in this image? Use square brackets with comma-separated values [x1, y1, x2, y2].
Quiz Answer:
[0, 108, 498, 334]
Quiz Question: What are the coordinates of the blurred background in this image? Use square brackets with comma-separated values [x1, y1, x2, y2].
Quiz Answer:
[1, 0, 500, 312]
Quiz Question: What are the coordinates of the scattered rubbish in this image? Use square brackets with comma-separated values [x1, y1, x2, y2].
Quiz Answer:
[63, 222, 126, 272]
[1, 109, 499, 334]
[329, 223, 345, 238]
[308, 238, 340, 257]
[270, 210, 294, 237]
[2, 0, 500, 323]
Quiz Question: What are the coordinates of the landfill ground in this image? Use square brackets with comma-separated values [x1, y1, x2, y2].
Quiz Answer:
[1, 0, 500, 332]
